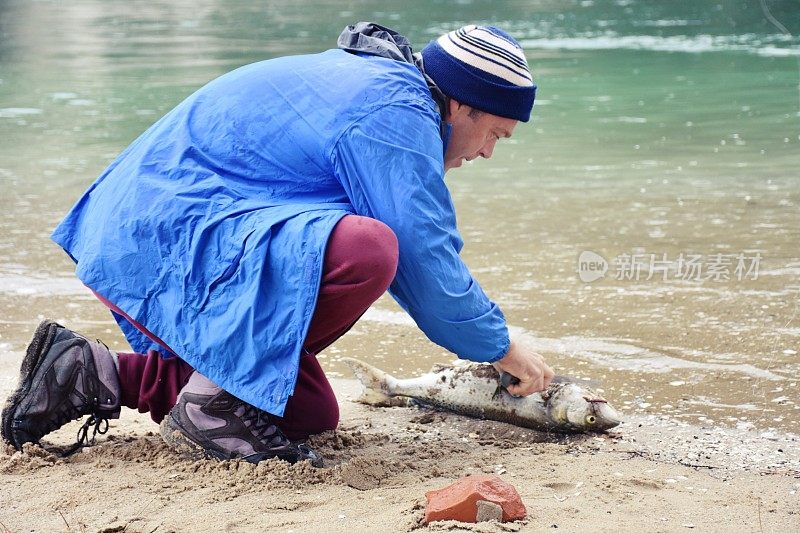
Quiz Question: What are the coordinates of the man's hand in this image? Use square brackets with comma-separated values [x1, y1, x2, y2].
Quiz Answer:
[493, 340, 554, 397]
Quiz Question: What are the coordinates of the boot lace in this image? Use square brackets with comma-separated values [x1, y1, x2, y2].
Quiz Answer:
[54, 396, 109, 457]
[239, 404, 291, 448]
[61, 346, 113, 455]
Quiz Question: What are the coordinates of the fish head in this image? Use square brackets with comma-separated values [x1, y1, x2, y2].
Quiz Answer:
[547, 383, 622, 432]
[581, 398, 622, 431]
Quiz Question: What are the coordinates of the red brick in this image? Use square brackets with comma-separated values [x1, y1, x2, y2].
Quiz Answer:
[424, 474, 527, 524]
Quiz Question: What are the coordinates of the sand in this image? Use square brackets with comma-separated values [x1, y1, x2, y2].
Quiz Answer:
[1, 378, 798, 533]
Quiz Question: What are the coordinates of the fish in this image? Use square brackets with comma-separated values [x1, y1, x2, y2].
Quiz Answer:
[342, 358, 622, 433]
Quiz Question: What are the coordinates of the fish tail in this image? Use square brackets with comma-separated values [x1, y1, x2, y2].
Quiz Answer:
[342, 357, 399, 396]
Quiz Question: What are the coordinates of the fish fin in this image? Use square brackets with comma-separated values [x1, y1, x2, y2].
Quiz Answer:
[341, 357, 399, 397]
[491, 384, 502, 401]
[356, 390, 410, 407]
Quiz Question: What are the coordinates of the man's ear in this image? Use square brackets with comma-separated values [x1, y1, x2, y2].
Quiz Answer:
[447, 98, 467, 120]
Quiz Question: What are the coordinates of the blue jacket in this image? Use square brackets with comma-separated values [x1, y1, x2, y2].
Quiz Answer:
[52, 41, 510, 416]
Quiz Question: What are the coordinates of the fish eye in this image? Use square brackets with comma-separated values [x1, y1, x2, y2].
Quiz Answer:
[585, 415, 596, 425]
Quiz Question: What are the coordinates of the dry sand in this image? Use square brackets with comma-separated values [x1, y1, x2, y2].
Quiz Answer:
[1, 378, 798, 533]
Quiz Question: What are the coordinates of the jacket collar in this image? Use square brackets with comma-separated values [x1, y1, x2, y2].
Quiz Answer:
[337, 22, 450, 145]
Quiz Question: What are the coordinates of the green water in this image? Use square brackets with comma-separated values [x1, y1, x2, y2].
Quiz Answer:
[1, 0, 798, 434]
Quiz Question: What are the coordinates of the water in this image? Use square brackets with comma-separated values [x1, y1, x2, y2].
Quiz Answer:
[1, 0, 798, 434]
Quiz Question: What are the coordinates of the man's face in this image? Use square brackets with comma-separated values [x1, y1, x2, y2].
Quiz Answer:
[443, 100, 518, 172]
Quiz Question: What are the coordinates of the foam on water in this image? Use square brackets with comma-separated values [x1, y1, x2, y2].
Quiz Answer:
[519, 33, 800, 57]
[0, 348, 23, 394]
[600, 116, 648, 123]
[361, 309, 785, 380]
[681, 397, 761, 411]
[634, 19, 700, 28]
[510, 331, 785, 381]
[49, 92, 78, 100]
[603, 284, 797, 299]
[362, 308, 416, 327]
[759, 266, 800, 277]
[0, 272, 92, 297]
[0, 108, 43, 118]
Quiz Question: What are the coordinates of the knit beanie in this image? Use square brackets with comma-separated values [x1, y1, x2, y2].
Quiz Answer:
[421, 25, 536, 122]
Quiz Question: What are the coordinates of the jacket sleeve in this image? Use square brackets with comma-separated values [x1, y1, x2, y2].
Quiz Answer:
[330, 102, 510, 362]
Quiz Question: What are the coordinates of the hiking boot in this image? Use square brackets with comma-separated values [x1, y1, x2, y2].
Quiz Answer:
[160, 372, 323, 467]
[1, 320, 121, 450]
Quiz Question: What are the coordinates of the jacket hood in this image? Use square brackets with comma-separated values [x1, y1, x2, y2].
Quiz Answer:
[337, 22, 448, 121]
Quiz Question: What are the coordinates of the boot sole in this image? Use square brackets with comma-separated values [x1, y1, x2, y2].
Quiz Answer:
[1, 320, 61, 448]
[160, 413, 323, 467]
[159, 413, 227, 462]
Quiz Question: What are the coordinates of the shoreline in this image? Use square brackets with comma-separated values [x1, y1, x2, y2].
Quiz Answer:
[2, 378, 798, 532]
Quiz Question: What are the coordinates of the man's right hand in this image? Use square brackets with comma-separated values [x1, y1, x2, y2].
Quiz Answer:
[492, 340, 554, 397]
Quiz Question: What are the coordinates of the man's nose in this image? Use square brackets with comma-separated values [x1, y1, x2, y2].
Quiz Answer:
[479, 139, 497, 159]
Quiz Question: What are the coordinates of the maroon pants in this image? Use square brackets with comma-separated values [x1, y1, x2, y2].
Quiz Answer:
[104, 215, 398, 440]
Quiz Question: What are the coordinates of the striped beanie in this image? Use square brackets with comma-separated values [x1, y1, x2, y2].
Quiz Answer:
[421, 25, 536, 122]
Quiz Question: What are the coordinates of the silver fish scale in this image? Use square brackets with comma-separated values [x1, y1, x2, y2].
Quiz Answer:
[344, 358, 621, 433]
[390, 363, 589, 432]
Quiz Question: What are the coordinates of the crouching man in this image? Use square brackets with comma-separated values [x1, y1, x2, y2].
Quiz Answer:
[2, 23, 553, 466]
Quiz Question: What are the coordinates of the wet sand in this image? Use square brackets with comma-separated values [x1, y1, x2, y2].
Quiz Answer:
[1, 374, 798, 532]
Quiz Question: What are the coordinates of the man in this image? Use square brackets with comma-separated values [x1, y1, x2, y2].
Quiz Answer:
[2, 23, 554, 466]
